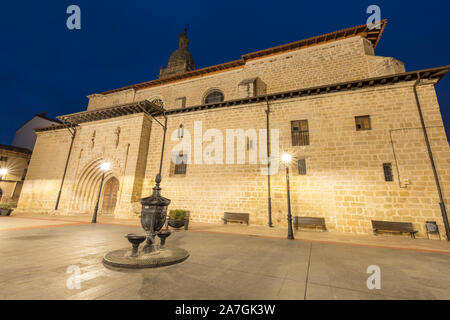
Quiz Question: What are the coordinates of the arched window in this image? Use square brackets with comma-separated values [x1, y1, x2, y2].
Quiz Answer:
[204, 90, 224, 104]
[151, 98, 164, 107]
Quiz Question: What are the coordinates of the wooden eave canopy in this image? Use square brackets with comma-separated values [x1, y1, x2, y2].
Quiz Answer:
[35, 65, 450, 133]
[100, 21, 387, 95]
[55, 100, 164, 128]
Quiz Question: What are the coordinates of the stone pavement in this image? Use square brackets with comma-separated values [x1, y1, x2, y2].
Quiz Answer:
[0, 215, 449, 300]
[7, 212, 450, 254]
[0, 216, 87, 232]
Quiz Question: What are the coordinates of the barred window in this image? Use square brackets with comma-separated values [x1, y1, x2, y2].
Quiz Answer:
[291, 120, 309, 146]
[204, 90, 224, 104]
[174, 153, 187, 175]
[298, 159, 307, 175]
[383, 163, 393, 182]
[355, 115, 371, 131]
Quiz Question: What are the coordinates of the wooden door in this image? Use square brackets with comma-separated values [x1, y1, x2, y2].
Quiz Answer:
[102, 177, 119, 214]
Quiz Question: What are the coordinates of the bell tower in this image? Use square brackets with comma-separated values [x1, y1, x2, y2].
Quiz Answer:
[159, 29, 195, 78]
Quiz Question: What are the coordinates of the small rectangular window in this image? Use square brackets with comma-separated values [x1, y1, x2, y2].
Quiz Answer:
[291, 120, 309, 146]
[174, 97, 186, 109]
[0, 156, 7, 162]
[355, 115, 371, 131]
[298, 159, 307, 175]
[383, 163, 393, 182]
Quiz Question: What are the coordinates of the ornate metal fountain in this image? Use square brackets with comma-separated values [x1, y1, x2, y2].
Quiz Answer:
[102, 174, 189, 269]
[140, 173, 171, 252]
[102, 101, 189, 269]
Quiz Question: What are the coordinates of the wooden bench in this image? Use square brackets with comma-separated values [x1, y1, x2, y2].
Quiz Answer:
[223, 212, 249, 225]
[371, 220, 418, 238]
[293, 216, 326, 231]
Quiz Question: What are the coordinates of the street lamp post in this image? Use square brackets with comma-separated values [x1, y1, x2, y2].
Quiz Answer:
[92, 162, 111, 223]
[282, 153, 295, 240]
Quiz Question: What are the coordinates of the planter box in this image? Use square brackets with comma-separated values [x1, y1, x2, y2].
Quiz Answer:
[0, 209, 13, 216]
[166, 211, 190, 230]
[168, 219, 186, 229]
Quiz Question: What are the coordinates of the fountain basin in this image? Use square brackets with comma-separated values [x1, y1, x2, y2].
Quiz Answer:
[125, 234, 146, 257]
[157, 230, 171, 248]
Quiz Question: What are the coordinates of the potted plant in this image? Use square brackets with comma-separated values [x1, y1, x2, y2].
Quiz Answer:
[0, 203, 13, 216]
[167, 209, 189, 229]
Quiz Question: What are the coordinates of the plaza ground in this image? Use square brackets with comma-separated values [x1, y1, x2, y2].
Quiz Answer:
[0, 214, 449, 300]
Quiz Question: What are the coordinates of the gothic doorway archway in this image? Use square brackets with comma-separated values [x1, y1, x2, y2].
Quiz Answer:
[102, 177, 119, 215]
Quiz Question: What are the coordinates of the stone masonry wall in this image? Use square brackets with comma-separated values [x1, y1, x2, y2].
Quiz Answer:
[17, 114, 151, 218]
[87, 36, 404, 112]
[139, 80, 450, 238]
[17, 129, 72, 212]
[17, 80, 450, 239]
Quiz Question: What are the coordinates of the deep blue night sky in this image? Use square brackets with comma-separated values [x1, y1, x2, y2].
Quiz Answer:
[1, 1, 449, 145]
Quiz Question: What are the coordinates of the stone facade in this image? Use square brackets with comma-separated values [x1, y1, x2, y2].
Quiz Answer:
[86, 36, 405, 111]
[16, 23, 450, 239]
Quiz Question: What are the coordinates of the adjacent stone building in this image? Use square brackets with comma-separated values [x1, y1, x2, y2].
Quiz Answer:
[12, 111, 61, 150]
[16, 21, 450, 239]
[0, 145, 32, 207]
[1, 112, 60, 207]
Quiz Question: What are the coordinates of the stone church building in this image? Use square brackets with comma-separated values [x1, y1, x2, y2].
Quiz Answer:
[16, 20, 450, 239]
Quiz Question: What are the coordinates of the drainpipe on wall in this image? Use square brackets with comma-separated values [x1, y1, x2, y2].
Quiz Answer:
[159, 115, 168, 176]
[413, 73, 450, 240]
[265, 97, 273, 227]
[55, 127, 77, 210]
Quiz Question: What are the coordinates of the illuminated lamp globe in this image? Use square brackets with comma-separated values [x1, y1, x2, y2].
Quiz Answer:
[99, 162, 111, 172]
[281, 153, 292, 164]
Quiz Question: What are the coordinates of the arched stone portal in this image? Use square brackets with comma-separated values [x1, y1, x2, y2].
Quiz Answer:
[102, 177, 119, 215]
[71, 158, 120, 215]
